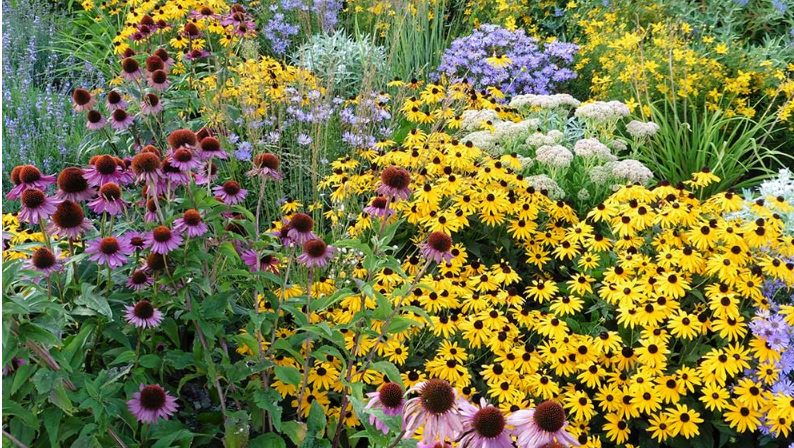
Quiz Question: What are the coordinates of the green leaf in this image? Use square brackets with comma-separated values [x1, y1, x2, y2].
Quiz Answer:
[32, 369, 58, 395]
[43, 408, 63, 448]
[274, 365, 302, 387]
[250, 434, 285, 448]
[49, 383, 77, 416]
[61, 321, 96, 369]
[386, 316, 418, 334]
[371, 361, 403, 388]
[253, 389, 283, 432]
[75, 283, 113, 319]
[306, 400, 326, 434]
[281, 421, 307, 446]
[3, 400, 38, 428]
[139, 354, 162, 368]
[18, 322, 61, 346]
[223, 411, 250, 448]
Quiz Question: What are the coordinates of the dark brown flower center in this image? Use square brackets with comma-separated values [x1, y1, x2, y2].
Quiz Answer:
[154, 48, 170, 61]
[222, 181, 241, 195]
[52, 200, 85, 228]
[381, 166, 411, 190]
[112, 109, 129, 121]
[144, 93, 160, 107]
[254, 153, 280, 170]
[152, 226, 172, 242]
[139, 384, 166, 410]
[95, 155, 118, 175]
[130, 270, 148, 284]
[303, 239, 327, 258]
[100, 183, 122, 200]
[73, 88, 92, 105]
[533, 400, 566, 433]
[21, 188, 46, 209]
[290, 213, 314, 232]
[132, 153, 160, 174]
[151, 70, 168, 84]
[183, 209, 201, 226]
[18, 165, 42, 183]
[378, 382, 403, 408]
[121, 57, 139, 74]
[427, 232, 452, 253]
[145, 55, 164, 72]
[107, 90, 122, 104]
[32, 247, 56, 269]
[99, 237, 120, 254]
[174, 148, 193, 162]
[473, 406, 505, 438]
[420, 379, 455, 414]
[87, 110, 103, 123]
[371, 197, 388, 209]
[200, 137, 221, 152]
[146, 253, 167, 271]
[168, 129, 197, 149]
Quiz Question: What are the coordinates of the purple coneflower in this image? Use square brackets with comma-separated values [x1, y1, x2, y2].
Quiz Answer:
[506, 400, 579, 448]
[377, 166, 412, 201]
[144, 198, 161, 223]
[213, 181, 248, 205]
[403, 379, 465, 445]
[48, 200, 93, 239]
[190, 6, 219, 20]
[106, 90, 128, 111]
[127, 270, 153, 291]
[72, 88, 96, 112]
[153, 48, 174, 69]
[86, 235, 133, 268]
[183, 49, 210, 61]
[86, 110, 107, 130]
[127, 384, 178, 423]
[124, 300, 163, 328]
[458, 399, 513, 448]
[57, 167, 96, 202]
[288, 213, 317, 244]
[364, 196, 393, 218]
[121, 57, 142, 81]
[159, 157, 191, 186]
[422, 232, 453, 263]
[2, 357, 26, 376]
[88, 182, 128, 215]
[169, 148, 201, 171]
[127, 231, 147, 252]
[144, 55, 164, 75]
[109, 109, 134, 131]
[241, 249, 280, 273]
[6, 165, 56, 200]
[148, 69, 170, 91]
[145, 226, 183, 254]
[173, 209, 208, 237]
[19, 188, 62, 224]
[131, 152, 163, 185]
[84, 155, 121, 187]
[271, 223, 294, 248]
[26, 247, 64, 275]
[196, 136, 227, 160]
[297, 239, 336, 268]
[366, 382, 404, 434]
[141, 93, 164, 114]
[248, 153, 282, 180]
[168, 129, 197, 151]
[195, 162, 219, 185]
[182, 22, 202, 39]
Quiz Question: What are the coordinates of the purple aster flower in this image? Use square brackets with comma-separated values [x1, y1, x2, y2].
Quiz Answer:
[297, 239, 336, 268]
[127, 384, 178, 423]
[19, 188, 62, 224]
[173, 209, 208, 237]
[213, 181, 248, 205]
[421, 232, 454, 263]
[86, 235, 134, 268]
[365, 382, 404, 434]
[144, 226, 183, 254]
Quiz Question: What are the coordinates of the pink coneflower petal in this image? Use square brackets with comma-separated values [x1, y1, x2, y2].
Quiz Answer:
[212, 181, 247, 205]
[144, 226, 183, 254]
[127, 384, 178, 423]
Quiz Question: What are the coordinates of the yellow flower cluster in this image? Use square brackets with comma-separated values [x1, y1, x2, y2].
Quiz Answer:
[2, 214, 49, 260]
[576, 7, 794, 122]
[255, 82, 794, 445]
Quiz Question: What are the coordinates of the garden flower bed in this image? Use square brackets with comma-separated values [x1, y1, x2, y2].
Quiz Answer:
[2, 1, 793, 448]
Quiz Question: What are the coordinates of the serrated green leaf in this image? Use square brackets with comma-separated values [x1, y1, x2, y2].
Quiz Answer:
[274, 365, 302, 387]
[250, 433, 286, 448]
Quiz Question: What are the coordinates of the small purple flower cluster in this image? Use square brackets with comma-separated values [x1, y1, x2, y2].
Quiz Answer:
[435, 24, 578, 97]
[263, 0, 344, 54]
[340, 91, 392, 149]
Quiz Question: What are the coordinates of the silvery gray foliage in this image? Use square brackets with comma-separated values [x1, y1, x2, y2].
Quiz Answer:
[292, 31, 388, 93]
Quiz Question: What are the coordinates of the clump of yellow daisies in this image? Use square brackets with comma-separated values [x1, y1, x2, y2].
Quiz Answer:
[234, 79, 794, 446]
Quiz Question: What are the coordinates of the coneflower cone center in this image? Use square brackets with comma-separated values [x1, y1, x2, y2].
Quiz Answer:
[134, 301, 155, 319]
[420, 379, 455, 414]
[303, 239, 327, 257]
[473, 406, 505, 438]
[139, 385, 166, 410]
[533, 401, 566, 433]
[32, 248, 56, 269]
[378, 382, 403, 408]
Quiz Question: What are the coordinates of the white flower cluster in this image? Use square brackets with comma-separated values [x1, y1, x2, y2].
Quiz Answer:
[573, 138, 613, 161]
[525, 174, 565, 200]
[460, 109, 501, 131]
[732, 169, 794, 235]
[461, 131, 499, 155]
[517, 155, 534, 169]
[494, 119, 539, 141]
[574, 100, 630, 122]
[611, 159, 654, 184]
[525, 129, 565, 147]
[509, 94, 581, 110]
[626, 120, 660, 138]
[535, 144, 574, 169]
[608, 139, 628, 153]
